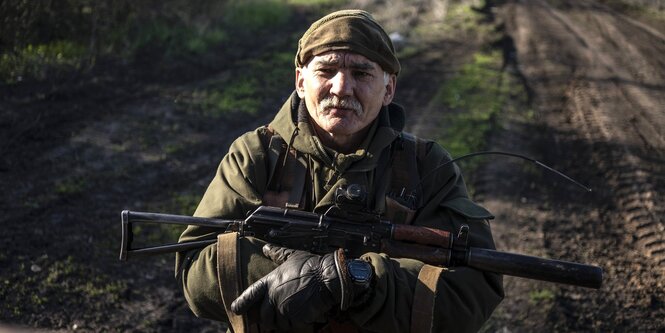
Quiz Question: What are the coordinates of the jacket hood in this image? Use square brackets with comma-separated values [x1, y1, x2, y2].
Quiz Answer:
[269, 91, 406, 172]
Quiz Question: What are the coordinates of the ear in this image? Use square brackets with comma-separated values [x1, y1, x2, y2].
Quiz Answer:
[382, 74, 397, 106]
[295, 67, 305, 98]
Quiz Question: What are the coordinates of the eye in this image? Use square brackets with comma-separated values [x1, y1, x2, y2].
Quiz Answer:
[353, 70, 373, 79]
[316, 68, 336, 76]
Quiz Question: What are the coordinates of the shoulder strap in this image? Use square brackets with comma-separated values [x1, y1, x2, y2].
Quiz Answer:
[387, 132, 429, 209]
[260, 126, 308, 209]
[265, 129, 285, 192]
[372, 132, 429, 224]
[283, 150, 308, 209]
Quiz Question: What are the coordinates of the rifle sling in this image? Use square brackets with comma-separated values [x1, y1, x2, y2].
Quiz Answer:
[411, 264, 446, 333]
[217, 233, 259, 333]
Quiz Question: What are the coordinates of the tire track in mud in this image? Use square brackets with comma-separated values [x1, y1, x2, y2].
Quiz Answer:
[505, 0, 665, 266]
[567, 77, 665, 266]
[484, 0, 665, 331]
[547, 0, 665, 267]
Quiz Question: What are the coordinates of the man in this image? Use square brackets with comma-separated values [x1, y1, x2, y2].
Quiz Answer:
[176, 9, 503, 333]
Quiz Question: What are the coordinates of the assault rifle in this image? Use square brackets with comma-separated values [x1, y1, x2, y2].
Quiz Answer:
[119, 184, 603, 289]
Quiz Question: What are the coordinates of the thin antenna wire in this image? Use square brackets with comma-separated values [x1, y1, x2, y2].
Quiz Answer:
[417, 151, 592, 192]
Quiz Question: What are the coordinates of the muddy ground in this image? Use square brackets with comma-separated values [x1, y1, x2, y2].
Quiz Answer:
[1, 0, 663, 332]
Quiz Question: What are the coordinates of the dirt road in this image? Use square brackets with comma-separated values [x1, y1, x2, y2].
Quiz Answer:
[480, 0, 665, 331]
[349, 1, 665, 329]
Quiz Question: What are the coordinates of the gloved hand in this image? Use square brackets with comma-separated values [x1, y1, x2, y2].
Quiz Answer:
[230, 244, 373, 329]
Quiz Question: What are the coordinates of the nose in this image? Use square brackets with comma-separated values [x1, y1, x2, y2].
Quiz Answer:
[329, 71, 353, 97]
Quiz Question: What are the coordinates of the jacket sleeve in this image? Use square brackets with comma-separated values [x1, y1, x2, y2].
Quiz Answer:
[348, 143, 504, 333]
[175, 129, 277, 321]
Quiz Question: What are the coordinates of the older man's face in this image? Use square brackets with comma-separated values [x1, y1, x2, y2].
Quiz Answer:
[296, 51, 396, 138]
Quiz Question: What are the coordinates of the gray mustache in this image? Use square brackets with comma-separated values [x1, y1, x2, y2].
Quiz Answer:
[319, 96, 363, 115]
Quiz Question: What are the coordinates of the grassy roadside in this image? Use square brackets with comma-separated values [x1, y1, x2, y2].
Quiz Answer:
[419, 1, 532, 189]
[0, 0, 342, 86]
[434, 49, 529, 161]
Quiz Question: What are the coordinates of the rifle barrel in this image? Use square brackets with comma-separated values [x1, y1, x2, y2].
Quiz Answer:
[467, 247, 603, 289]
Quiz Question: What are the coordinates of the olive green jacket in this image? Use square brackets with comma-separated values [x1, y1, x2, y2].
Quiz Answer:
[176, 92, 503, 332]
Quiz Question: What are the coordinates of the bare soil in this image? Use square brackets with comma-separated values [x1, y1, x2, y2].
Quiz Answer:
[480, 0, 665, 331]
[1, 0, 663, 332]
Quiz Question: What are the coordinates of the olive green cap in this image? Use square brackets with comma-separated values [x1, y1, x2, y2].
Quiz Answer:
[295, 9, 400, 75]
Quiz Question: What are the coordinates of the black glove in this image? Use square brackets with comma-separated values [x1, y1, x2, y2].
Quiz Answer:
[230, 244, 373, 329]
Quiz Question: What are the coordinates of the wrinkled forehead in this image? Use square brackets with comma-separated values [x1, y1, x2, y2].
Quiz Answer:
[305, 51, 381, 71]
